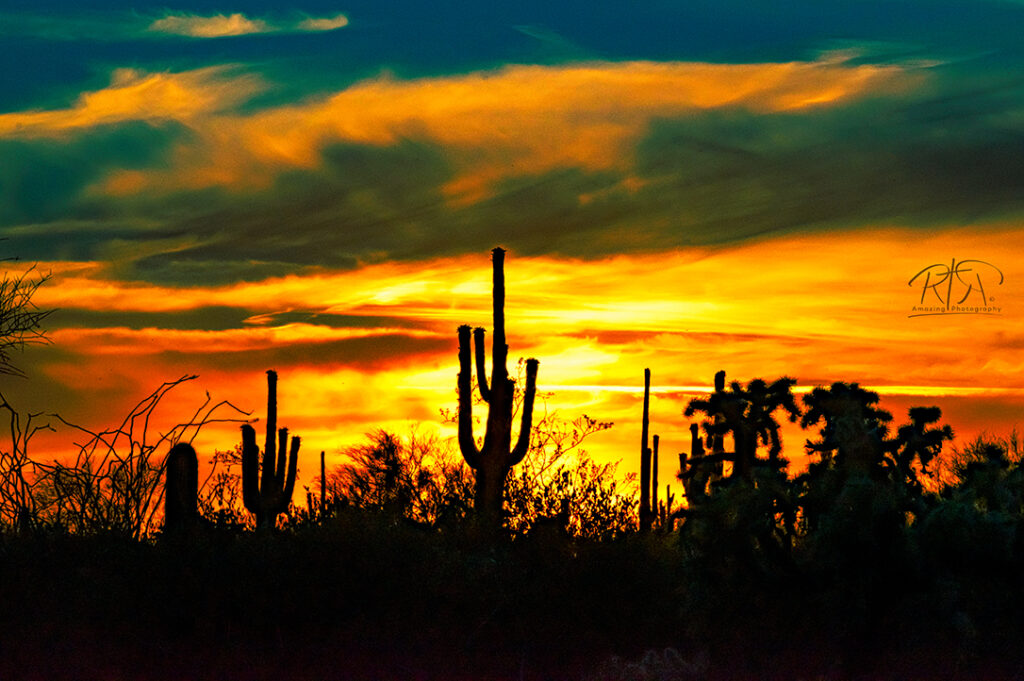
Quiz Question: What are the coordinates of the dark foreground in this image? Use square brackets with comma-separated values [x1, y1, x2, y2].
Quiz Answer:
[2, 516, 1024, 681]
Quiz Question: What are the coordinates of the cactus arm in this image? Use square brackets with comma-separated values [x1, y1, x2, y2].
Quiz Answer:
[457, 325, 481, 468]
[713, 370, 725, 393]
[473, 327, 491, 402]
[690, 423, 704, 457]
[320, 450, 327, 511]
[241, 424, 260, 514]
[510, 357, 539, 465]
[652, 434, 660, 510]
[276, 435, 300, 515]
[275, 428, 288, 490]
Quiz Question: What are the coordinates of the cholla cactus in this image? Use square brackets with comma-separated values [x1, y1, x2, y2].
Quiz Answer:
[684, 370, 799, 482]
[241, 370, 300, 530]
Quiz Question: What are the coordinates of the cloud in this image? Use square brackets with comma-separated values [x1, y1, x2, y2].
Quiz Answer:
[146, 11, 349, 39]
[165, 57, 912, 197]
[27, 226, 1024, 391]
[296, 14, 350, 32]
[12, 228, 1022, 470]
[3, 57, 1024, 284]
[0, 57, 908, 181]
[0, 66, 263, 137]
[148, 12, 270, 38]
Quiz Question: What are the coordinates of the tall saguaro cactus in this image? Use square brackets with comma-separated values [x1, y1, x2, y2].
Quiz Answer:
[241, 370, 300, 530]
[457, 247, 539, 531]
[639, 368, 654, 531]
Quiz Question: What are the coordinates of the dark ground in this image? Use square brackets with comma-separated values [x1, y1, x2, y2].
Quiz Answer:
[3, 516, 1024, 681]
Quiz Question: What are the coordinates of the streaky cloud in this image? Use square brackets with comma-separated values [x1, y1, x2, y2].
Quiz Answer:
[0, 66, 263, 138]
[146, 11, 350, 39]
[147, 12, 271, 38]
[31, 57, 907, 197]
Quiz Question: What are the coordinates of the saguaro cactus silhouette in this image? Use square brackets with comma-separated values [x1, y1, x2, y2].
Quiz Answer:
[241, 370, 300, 530]
[164, 442, 198, 533]
[457, 247, 539, 531]
[639, 368, 653, 531]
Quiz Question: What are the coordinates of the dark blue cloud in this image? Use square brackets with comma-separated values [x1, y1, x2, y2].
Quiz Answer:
[3, 2, 1023, 284]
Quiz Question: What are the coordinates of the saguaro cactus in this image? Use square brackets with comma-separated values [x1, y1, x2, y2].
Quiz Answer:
[164, 442, 198, 533]
[457, 247, 539, 531]
[241, 370, 300, 530]
[639, 368, 653, 531]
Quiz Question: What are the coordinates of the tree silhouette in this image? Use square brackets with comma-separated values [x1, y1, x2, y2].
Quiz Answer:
[0, 262, 52, 378]
[324, 428, 473, 526]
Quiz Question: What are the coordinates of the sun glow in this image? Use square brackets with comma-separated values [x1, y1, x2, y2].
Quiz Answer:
[16, 224, 1022, 492]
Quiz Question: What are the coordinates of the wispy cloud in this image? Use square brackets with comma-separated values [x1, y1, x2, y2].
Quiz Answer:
[0, 66, 263, 137]
[1, 57, 906, 196]
[146, 11, 349, 39]
[148, 12, 272, 38]
[296, 13, 350, 32]
[0, 9, 349, 42]
[7, 55, 1024, 283]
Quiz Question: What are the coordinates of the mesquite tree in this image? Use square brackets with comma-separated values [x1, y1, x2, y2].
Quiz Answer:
[457, 247, 539, 530]
[241, 370, 300, 530]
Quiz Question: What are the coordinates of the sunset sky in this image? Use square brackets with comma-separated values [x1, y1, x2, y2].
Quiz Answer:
[2, 0, 1022, 494]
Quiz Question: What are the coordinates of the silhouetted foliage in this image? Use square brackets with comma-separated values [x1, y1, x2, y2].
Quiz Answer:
[323, 428, 474, 527]
[197, 444, 250, 530]
[504, 420, 636, 540]
[318, 416, 633, 541]
[0, 262, 52, 378]
[7, 375, 246, 537]
[3, 338, 1024, 680]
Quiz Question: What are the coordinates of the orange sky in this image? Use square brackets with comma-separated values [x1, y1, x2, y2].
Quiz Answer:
[8, 223, 1019, 498]
[2, 44, 1022, 503]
